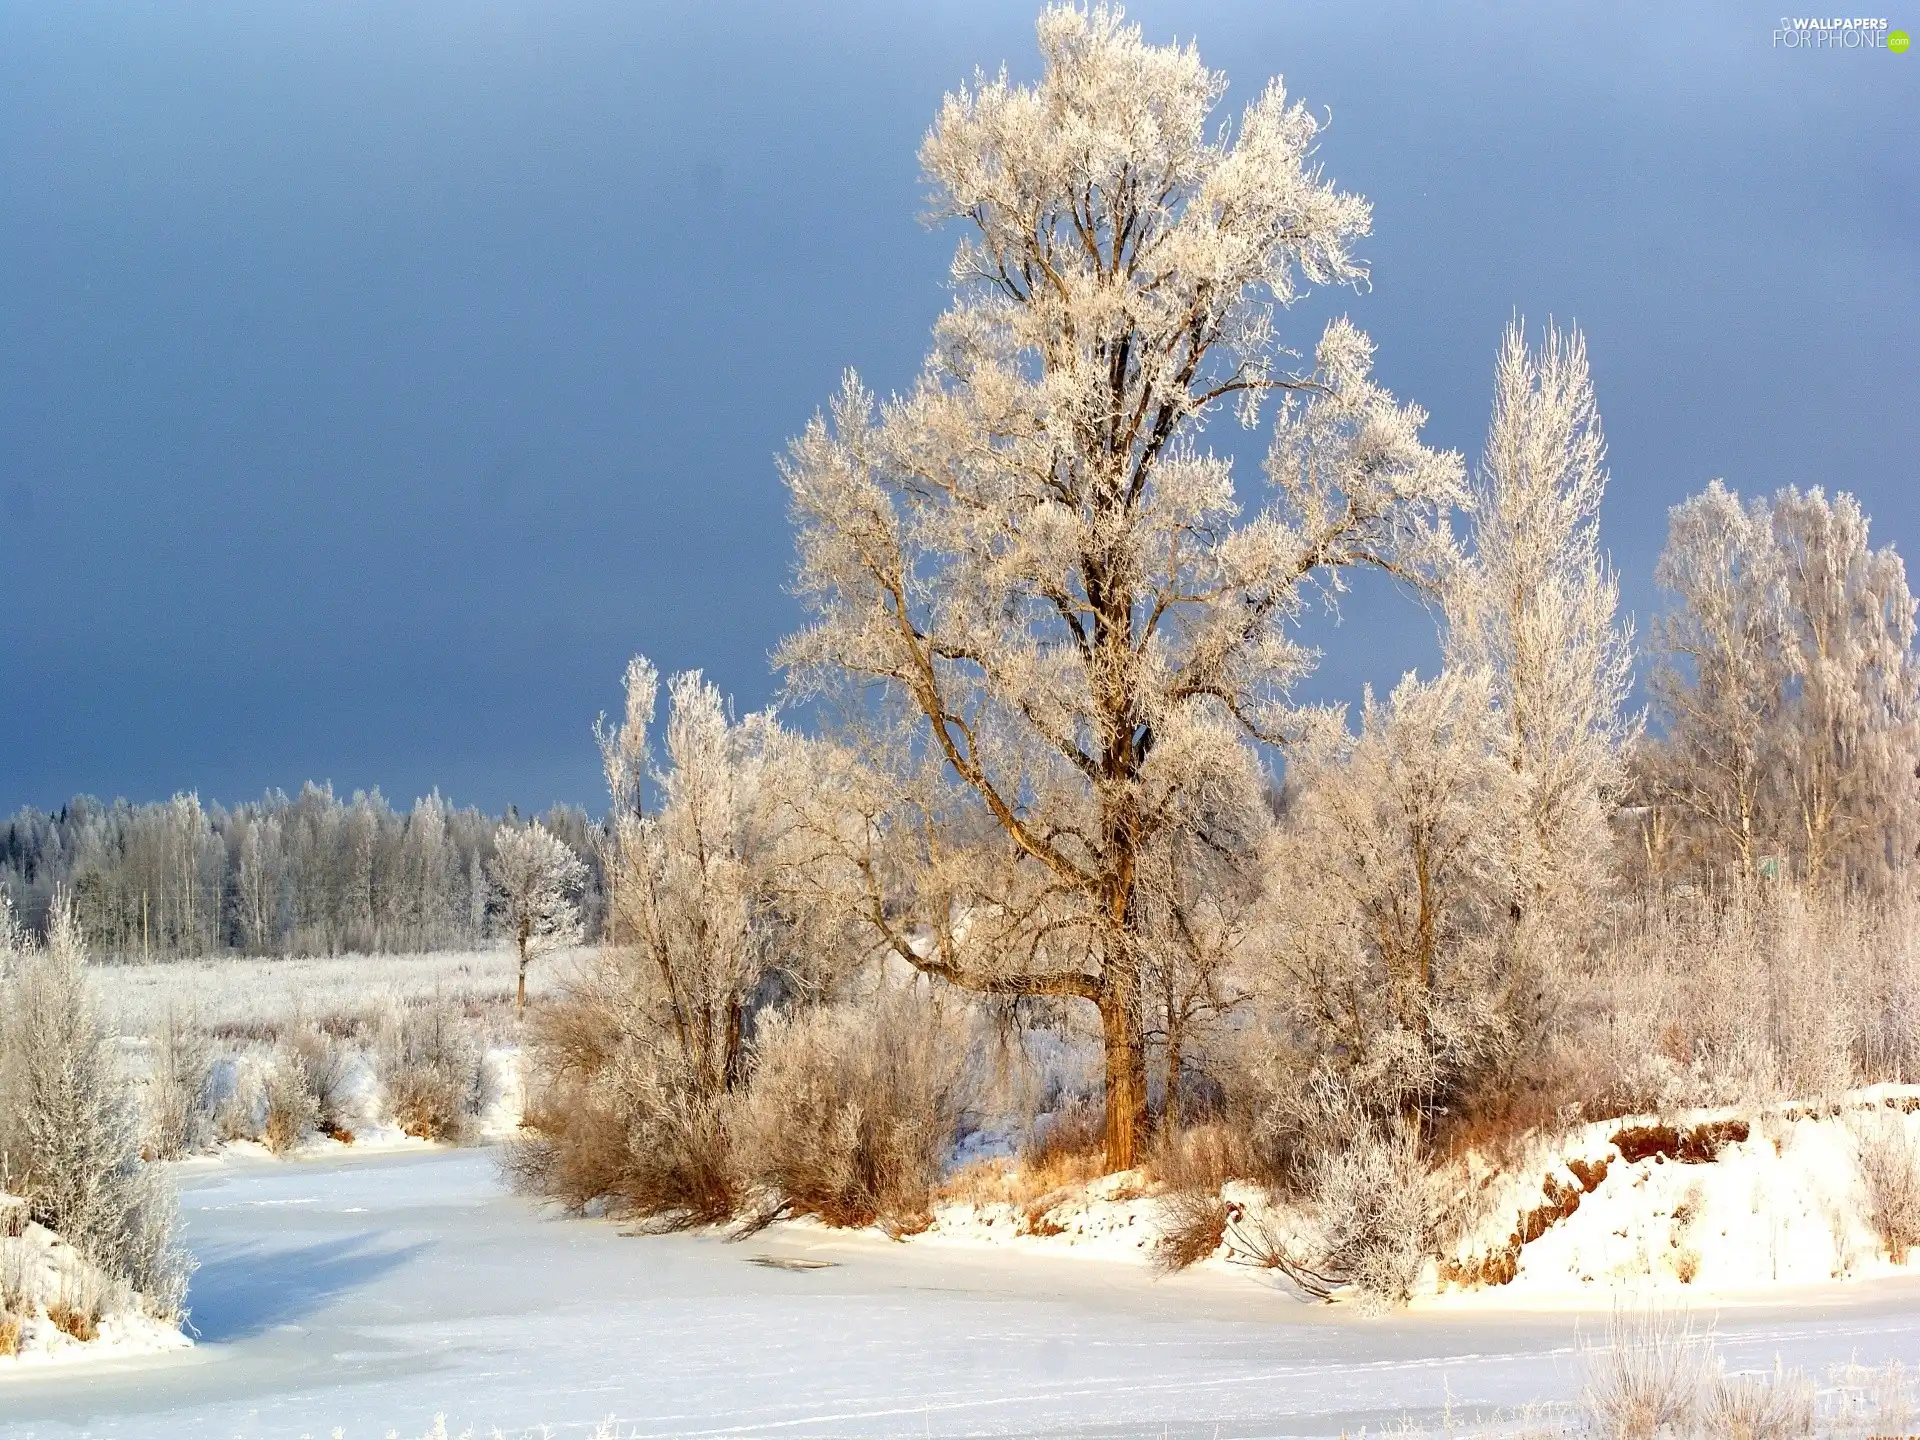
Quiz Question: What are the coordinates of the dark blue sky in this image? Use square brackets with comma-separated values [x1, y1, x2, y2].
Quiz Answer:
[2, 2, 1914, 816]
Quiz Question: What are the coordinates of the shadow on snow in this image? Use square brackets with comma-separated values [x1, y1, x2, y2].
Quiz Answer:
[185, 1236, 431, 1343]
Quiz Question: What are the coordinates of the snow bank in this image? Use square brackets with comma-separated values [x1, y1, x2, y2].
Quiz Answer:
[0, 1203, 191, 1373]
[1429, 1089, 1920, 1303]
[887, 1088, 1920, 1308]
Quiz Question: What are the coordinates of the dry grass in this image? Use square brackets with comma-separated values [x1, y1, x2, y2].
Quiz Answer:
[1579, 1307, 1712, 1440]
[1150, 1187, 1230, 1273]
[1146, 1121, 1255, 1192]
[933, 1099, 1111, 1213]
[1022, 1101, 1108, 1187]
[0, 1310, 20, 1356]
[1703, 1362, 1815, 1440]
[1852, 1112, 1920, 1261]
[46, 1297, 97, 1343]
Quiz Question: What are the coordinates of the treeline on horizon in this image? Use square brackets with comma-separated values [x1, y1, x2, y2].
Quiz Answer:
[0, 785, 608, 959]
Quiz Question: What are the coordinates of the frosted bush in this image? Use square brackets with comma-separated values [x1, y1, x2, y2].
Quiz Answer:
[0, 900, 193, 1321]
[378, 1001, 481, 1142]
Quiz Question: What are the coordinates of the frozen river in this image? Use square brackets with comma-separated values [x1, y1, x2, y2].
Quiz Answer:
[5, 1148, 1920, 1438]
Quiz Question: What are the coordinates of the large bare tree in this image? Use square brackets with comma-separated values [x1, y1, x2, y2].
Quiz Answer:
[779, 6, 1461, 1169]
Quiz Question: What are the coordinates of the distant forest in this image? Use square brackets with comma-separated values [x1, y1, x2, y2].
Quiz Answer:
[0, 786, 607, 958]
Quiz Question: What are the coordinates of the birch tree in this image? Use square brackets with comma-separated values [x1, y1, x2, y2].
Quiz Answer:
[1768, 487, 1920, 886]
[779, 5, 1463, 1168]
[489, 821, 586, 1010]
[1647, 481, 1787, 879]
[1648, 482, 1920, 887]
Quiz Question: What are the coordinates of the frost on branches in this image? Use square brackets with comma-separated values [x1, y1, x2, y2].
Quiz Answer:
[777, 4, 1462, 1168]
[1644, 482, 1920, 888]
[1447, 320, 1636, 940]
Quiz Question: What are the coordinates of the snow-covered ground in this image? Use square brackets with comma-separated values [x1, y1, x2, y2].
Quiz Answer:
[91, 947, 583, 1039]
[5, 1148, 1920, 1439]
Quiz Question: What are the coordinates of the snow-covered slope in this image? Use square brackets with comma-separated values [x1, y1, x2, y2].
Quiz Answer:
[908, 1088, 1920, 1308]
[1430, 1089, 1920, 1303]
[0, 1204, 190, 1371]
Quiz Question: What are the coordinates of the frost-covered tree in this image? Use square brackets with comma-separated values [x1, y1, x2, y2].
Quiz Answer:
[489, 821, 587, 1009]
[779, 4, 1462, 1168]
[512, 659, 823, 1223]
[1648, 482, 1920, 887]
[1448, 320, 1635, 931]
[1647, 481, 1787, 879]
[595, 659, 805, 1096]
[1768, 488, 1920, 886]
[1268, 671, 1523, 1125]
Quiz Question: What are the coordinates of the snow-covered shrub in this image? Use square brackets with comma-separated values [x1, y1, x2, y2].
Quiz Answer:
[1302, 1118, 1433, 1309]
[283, 1026, 357, 1138]
[211, 1051, 267, 1143]
[1584, 886, 1919, 1117]
[731, 993, 970, 1230]
[1852, 1111, 1920, 1261]
[0, 901, 192, 1321]
[506, 981, 740, 1226]
[144, 1008, 213, 1160]
[261, 1059, 317, 1155]
[377, 1001, 481, 1142]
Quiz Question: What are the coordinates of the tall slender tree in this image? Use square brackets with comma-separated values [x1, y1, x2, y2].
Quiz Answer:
[1448, 320, 1636, 931]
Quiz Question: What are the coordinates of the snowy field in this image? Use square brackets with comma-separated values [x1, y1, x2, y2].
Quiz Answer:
[88, 948, 584, 1040]
[4, 1148, 1920, 1439]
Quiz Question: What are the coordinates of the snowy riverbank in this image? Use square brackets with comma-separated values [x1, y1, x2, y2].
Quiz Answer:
[4, 1146, 1920, 1438]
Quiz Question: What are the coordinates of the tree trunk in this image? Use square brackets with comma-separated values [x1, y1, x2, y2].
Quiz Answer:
[723, 995, 746, 1091]
[516, 938, 529, 1011]
[1162, 1010, 1184, 1137]
[1099, 972, 1148, 1172]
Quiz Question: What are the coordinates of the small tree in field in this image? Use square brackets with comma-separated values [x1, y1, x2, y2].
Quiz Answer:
[780, 5, 1461, 1168]
[489, 822, 587, 1009]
